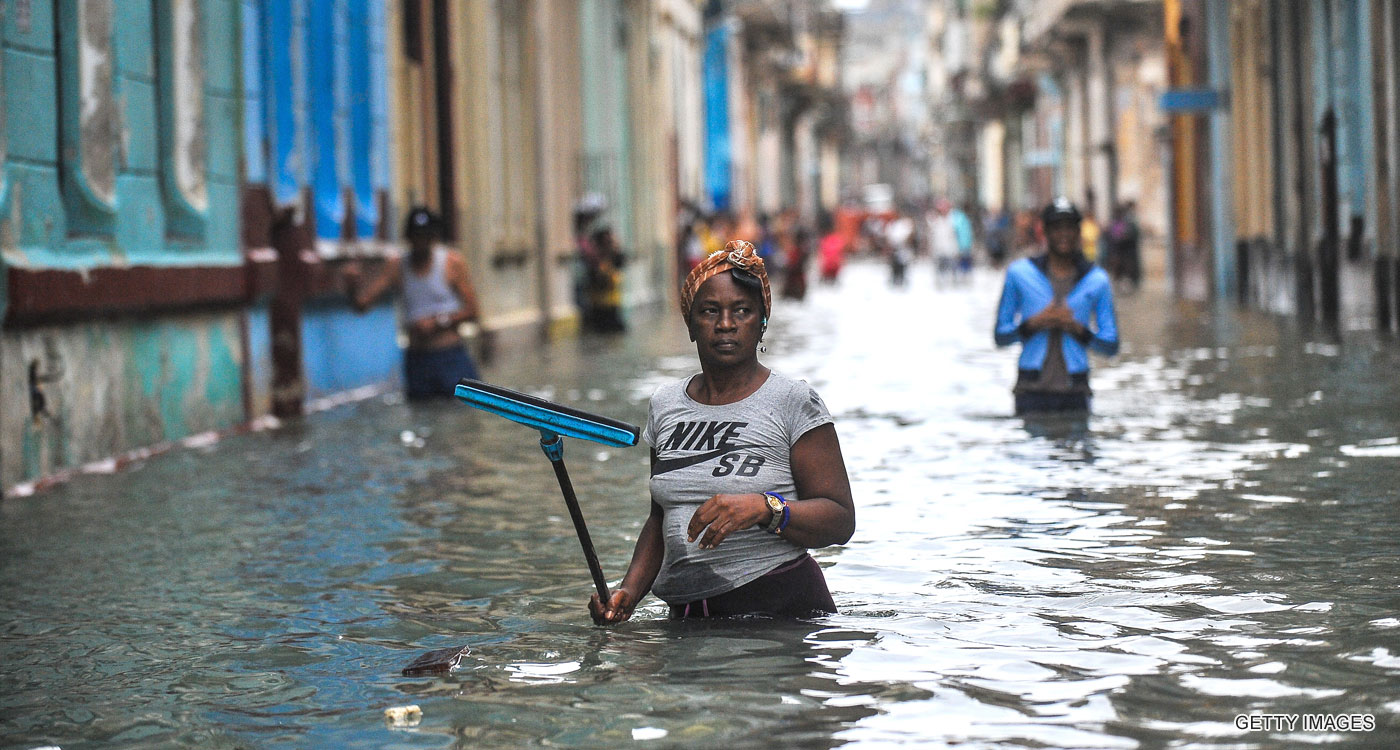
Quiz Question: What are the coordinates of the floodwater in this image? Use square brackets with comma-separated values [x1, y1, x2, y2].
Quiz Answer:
[3, 260, 1398, 749]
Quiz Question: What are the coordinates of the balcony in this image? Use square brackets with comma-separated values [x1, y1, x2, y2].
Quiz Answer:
[1018, 0, 1160, 47]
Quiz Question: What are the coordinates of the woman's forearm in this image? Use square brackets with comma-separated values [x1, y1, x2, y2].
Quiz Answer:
[773, 496, 854, 548]
[618, 506, 665, 599]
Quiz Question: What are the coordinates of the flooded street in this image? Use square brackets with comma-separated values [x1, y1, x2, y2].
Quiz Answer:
[3, 259, 1399, 749]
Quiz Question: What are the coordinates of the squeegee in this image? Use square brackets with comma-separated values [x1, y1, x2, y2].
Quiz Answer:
[454, 379, 640, 604]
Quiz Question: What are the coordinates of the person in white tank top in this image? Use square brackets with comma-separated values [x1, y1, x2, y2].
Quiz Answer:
[344, 207, 483, 398]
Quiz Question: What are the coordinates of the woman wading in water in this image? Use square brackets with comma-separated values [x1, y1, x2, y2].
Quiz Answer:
[590, 241, 855, 623]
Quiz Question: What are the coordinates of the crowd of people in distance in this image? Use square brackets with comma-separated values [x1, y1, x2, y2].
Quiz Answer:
[674, 203, 848, 303]
[574, 194, 857, 337]
[349, 190, 1143, 399]
[847, 196, 1143, 293]
[349, 193, 1135, 425]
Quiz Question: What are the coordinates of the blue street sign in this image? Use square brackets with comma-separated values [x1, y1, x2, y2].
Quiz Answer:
[1160, 88, 1227, 112]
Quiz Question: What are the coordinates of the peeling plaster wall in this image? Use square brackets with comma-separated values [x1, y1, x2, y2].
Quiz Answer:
[1, 313, 246, 490]
[79, 0, 119, 204]
[1, 0, 246, 492]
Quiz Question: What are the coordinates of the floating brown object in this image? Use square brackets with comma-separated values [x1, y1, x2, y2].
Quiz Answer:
[401, 645, 470, 676]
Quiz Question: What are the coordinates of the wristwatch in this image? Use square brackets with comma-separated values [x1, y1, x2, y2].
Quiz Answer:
[436, 312, 453, 330]
[763, 492, 786, 533]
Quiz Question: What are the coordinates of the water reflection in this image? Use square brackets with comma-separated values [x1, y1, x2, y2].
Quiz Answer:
[2, 261, 1398, 748]
[383, 618, 887, 748]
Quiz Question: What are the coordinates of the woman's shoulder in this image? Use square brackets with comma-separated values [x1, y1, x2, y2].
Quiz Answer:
[765, 371, 834, 437]
[764, 370, 825, 403]
[648, 375, 696, 407]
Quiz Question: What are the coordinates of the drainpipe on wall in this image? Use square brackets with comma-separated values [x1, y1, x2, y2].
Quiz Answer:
[1160, 122, 1177, 294]
[1205, 0, 1235, 301]
[1288, 7, 1315, 323]
[532, 0, 552, 342]
[1370, 0, 1395, 332]
[0, 261, 5, 500]
[1318, 107, 1342, 330]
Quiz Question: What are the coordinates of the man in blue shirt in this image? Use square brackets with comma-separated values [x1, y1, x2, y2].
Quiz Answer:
[994, 198, 1119, 414]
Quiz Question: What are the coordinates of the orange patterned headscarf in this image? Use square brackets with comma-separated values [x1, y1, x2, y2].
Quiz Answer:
[680, 240, 771, 323]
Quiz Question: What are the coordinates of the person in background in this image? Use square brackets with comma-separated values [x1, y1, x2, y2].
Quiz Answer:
[703, 212, 733, 259]
[573, 195, 606, 312]
[583, 224, 627, 333]
[817, 211, 847, 284]
[1013, 206, 1038, 257]
[885, 214, 915, 287]
[927, 198, 959, 284]
[589, 240, 855, 624]
[782, 224, 812, 301]
[345, 206, 483, 399]
[675, 203, 698, 289]
[756, 213, 777, 266]
[951, 202, 975, 280]
[1079, 198, 1102, 265]
[1105, 200, 1142, 291]
[985, 207, 1011, 267]
[994, 197, 1119, 414]
[774, 209, 809, 301]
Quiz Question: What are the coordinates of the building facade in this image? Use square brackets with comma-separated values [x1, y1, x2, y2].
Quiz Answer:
[708, 0, 845, 229]
[1173, 0, 1398, 331]
[2, 0, 247, 492]
[1, 0, 721, 495]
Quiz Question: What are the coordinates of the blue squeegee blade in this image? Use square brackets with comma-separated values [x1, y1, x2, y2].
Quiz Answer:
[454, 382, 639, 448]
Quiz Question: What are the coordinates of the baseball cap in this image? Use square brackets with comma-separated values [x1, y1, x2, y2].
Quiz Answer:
[404, 206, 440, 236]
[1042, 197, 1082, 226]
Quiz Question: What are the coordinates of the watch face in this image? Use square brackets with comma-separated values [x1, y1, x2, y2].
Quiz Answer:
[765, 495, 784, 530]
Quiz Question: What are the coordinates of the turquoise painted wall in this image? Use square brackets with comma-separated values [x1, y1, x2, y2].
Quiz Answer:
[1, 315, 247, 490]
[1, 2, 248, 491]
[0, 1, 242, 269]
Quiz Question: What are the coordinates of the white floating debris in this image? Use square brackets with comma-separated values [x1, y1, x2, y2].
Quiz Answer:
[81, 458, 119, 474]
[384, 704, 422, 727]
[1339, 439, 1400, 458]
[180, 431, 221, 450]
[632, 727, 668, 740]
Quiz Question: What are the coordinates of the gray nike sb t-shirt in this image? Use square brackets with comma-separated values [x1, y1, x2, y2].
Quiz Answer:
[642, 370, 834, 604]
